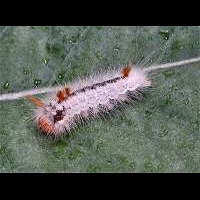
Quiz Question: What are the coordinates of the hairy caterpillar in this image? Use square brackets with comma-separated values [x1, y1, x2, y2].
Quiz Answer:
[29, 66, 151, 137]
[1, 57, 200, 137]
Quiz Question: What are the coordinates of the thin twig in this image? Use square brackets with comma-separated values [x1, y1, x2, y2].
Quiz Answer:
[145, 57, 200, 73]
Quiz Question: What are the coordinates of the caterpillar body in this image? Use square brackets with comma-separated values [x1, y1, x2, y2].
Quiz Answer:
[28, 66, 151, 137]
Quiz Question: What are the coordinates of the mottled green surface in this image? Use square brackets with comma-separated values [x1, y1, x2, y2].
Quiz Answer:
[0, 26, 200, 172]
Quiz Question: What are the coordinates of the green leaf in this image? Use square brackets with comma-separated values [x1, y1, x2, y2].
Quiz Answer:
[0, 26, 200, 172]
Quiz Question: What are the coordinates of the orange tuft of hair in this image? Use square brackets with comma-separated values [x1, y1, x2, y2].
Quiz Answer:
[38, 117, 56, 135]
[121, 66, 132, 78]
[26, 95, 44, 107]
[57, 87, 71, 103]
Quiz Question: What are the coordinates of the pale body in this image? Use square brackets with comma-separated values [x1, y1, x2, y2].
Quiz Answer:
[36, 68, 151, 136]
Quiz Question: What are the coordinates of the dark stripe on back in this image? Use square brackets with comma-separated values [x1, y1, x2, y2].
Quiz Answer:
[74, 76, 122, 94]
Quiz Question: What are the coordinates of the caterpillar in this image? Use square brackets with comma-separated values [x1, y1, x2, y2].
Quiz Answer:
[28, 66, 151, 137]
[1, 57, 200, 137]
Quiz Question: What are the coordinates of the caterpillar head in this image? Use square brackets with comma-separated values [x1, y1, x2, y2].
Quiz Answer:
[26, 88, 70, 136]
